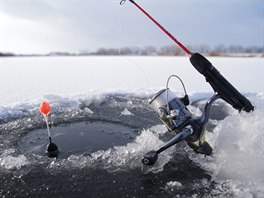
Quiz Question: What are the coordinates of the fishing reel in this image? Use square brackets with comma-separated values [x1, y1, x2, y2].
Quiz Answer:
[142, 75, 214, 166]
[121, 0, 254, 165]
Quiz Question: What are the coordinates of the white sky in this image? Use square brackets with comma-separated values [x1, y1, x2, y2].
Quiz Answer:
[0, 0, 263, 54]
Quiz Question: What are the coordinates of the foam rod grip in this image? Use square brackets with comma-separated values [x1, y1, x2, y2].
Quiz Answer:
[190, 53, 254, 112]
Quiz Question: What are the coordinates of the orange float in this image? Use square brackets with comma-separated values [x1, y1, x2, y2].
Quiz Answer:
[39, 101, 51, 116]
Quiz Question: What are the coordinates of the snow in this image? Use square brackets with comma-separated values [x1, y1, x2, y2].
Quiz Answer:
[0, 56, 263, 196]
[1, 56, 263, 106]
[0, 149, 29, 170]
[166, 181, 183, 189]
[121, 108, 134, 116]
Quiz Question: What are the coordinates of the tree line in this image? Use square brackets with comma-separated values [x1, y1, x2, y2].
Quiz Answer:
[92, 45, 263, 56]
[1, 45, 263, 57]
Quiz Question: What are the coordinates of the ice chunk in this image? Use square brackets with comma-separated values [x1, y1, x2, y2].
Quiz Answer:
[121, 108, 134, 116]
[0, 150, 29, 170]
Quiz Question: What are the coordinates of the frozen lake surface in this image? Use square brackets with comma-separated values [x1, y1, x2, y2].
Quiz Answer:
[1, 56, 262, 105]
[0, 56, 263, 197]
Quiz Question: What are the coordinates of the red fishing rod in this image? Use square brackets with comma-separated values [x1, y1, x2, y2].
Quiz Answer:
[120, 0, 254, 112]
[120, 0, 191, 55]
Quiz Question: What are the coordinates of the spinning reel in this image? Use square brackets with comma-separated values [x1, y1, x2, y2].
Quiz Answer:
[142, 75, 215, 166]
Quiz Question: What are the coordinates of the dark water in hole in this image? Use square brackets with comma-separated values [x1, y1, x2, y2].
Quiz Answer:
[1, 94, 263, 198]
[19, 121, 137, 158]
[11, 121, 211, 198]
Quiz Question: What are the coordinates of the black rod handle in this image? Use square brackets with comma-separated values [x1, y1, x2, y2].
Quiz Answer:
[190, 53, 254, 112]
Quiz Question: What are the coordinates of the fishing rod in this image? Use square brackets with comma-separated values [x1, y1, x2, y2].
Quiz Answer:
[120, 0, 191, 55]
[120, 0, 254, 113]
[120, 0, 254, 166]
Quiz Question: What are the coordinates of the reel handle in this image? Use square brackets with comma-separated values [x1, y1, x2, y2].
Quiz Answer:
[142, 151, 158, 166]
[142, 126, 193, 166]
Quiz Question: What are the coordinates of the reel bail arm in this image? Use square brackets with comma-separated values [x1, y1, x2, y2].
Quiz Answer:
[143, 75, 214, 166]
[121, 0, 253, 113]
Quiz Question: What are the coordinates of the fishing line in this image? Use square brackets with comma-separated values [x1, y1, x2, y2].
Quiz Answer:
[0, 58, 2, 107]
[120, 0, 254, 113]
[0, 0, 3, 107]
[0, 57, 3, 106]
[116, 4, 161, 115]
[121, 0, 191, 56]
[117, 5, 151, 91]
